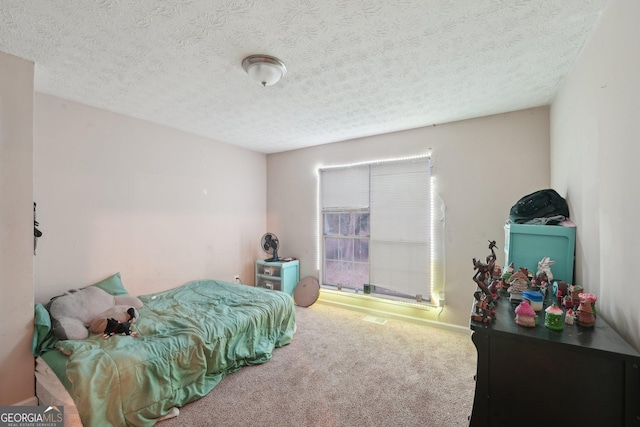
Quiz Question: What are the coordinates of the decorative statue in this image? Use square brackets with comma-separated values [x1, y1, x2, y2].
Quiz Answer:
[471, 240, 498, 323]
[544, 303, 564, 330]
[577, 293, 597, 327]
[535, 257, 555, 298]
[514, 299, 536, 327]
[500, 262, 515, 293]
[506, 267, 531, 304]
[488, 278, 500, 300]
[536, 256, 555, 282]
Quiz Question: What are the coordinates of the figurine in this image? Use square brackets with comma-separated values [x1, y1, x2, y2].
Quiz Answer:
[499, 262, 514, 294]
[555, 289, 562, 306]
[537, 256, 555, 282]
[544, 303, 564, 330]
[567, 284, 584, 307]
[522, 290, 543, 311]
[504, 262, 514, 278]
[565, 308, 575, 325]
[554, 280, 568, 306]
[492, 263, 503, 280]
[488, 278, 500, 300]
[577, 293, 597, 327]
[506, 267, 531, 304]
[471, 291, 495, 323]
[472, 240, 498, 303]
[514, 299, 536, 327]
[486, 240, 498, 265]
[471, 240, 499, 323]
[562, 294, 573, 309]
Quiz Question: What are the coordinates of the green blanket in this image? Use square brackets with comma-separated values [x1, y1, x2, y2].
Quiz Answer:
[35, 280, 296, 427]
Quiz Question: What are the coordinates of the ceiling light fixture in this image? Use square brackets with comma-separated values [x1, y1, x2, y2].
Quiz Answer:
[242, 54, 287, 87]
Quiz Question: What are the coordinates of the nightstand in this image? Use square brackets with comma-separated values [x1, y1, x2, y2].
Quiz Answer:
[254, 259, 299, 295]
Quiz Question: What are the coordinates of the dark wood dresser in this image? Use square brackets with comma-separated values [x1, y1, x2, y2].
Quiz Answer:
[469, 297, 640, 427]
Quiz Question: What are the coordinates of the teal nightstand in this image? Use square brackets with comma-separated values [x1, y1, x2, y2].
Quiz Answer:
[255, 259, 299, 295]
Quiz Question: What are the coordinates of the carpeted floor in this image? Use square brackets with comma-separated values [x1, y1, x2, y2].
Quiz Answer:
[157, 302, 477, 427]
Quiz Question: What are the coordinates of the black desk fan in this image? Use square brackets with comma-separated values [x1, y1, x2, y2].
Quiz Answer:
[261, 232, 280, 262]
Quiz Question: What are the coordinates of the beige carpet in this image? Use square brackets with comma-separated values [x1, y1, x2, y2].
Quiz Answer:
[157, 302, 477, 427]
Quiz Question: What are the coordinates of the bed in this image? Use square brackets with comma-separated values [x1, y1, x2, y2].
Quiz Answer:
[32, 276, 296, 427]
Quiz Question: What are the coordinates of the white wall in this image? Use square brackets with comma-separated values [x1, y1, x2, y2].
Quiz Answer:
[34, 94, 266, 302]
[0, 51, 35, 405]
[551, 0, 640, 351]
[267, 107, 550, 327]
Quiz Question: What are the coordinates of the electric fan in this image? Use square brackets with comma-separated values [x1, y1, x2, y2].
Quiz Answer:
[261, 232, 280, 262]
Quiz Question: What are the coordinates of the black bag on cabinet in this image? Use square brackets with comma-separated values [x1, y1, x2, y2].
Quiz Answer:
[509, 189, 569, 224]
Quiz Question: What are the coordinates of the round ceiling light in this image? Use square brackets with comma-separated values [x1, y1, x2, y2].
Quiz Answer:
[242, 55, 287, 87]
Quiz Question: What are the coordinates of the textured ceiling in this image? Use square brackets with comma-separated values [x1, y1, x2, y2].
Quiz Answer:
[0, 0, 607, 153]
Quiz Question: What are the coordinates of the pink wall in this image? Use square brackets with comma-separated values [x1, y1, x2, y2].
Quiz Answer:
[551, 0, 640, 351]
[34, 94, 267, 302]
[267, 107, 550, 328]
[0, 51, 35, 405]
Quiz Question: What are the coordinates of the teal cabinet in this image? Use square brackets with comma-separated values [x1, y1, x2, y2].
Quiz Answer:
[255, 259, 299, 295]
[504, 223, 576, 283]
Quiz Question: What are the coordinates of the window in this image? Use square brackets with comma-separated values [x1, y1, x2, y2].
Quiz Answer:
[320, 157, 433, 301]
[320, 164, 370, 288]
[324, 211, 370, 288]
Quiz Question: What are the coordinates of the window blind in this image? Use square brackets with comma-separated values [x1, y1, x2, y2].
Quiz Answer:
[369, 158, 431, 296]
[320, 165, 369, 210]
[320, 157, 432, 299]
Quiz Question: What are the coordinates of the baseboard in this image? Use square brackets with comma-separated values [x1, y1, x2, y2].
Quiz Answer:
[12, 395, 38, 406]
[317, 288, 470, 335]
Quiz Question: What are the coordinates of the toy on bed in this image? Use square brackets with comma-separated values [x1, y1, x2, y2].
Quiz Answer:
[102, 307, 139, 339]
[47, 282, 143, 340]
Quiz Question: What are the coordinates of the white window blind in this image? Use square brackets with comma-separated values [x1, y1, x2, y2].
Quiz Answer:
[370, 159, 431, 297]
[320, 157, 432, 299]
[320, 165, 369, 210]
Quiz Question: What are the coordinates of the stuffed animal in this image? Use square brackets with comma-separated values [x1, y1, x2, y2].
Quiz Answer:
[89, 305, 140, 336]
[47, 286, 143, 340]
[99, 308, 139, 339]
[102, 308, 139, 339]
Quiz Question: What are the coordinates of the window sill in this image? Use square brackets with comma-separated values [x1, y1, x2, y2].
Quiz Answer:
[316, 288, 468, 334]
[321, 285, 435, 308]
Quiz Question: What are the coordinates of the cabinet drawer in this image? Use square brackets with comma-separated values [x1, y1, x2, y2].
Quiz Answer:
[256, 277, 281, 291]
[256, 264, 282, 277]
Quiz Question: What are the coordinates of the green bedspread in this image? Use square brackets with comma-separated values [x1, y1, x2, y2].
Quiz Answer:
[34, 280, 296, 427]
